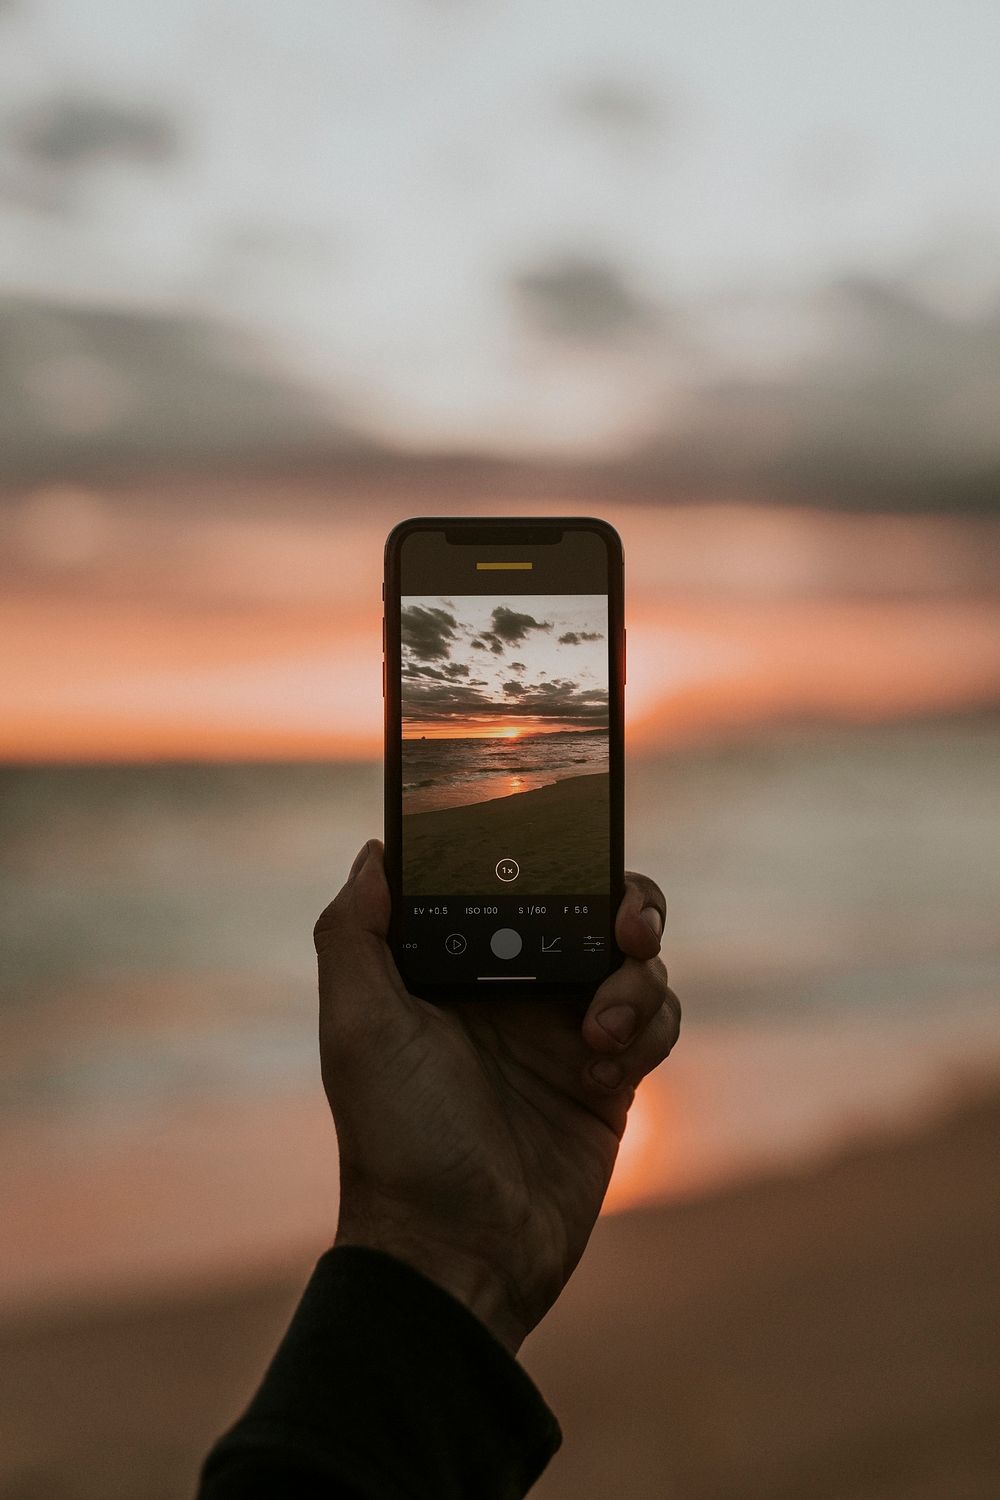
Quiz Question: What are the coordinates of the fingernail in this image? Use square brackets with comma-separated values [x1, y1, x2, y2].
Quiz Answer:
[597, 1005, 636, 1046]
[589, 1059, 623, 1089]
[642, 906, 663, 939]
[348, 843, 371, 882]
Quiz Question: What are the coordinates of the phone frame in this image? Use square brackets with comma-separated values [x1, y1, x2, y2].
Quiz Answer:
[383, 515, 625, 1003]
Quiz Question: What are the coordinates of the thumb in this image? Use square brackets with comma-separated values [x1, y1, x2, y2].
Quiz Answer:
[314, 840, 414, 1052]
[314, 839, 389, 951]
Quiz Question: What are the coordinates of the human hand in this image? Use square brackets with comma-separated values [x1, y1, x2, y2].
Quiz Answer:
[314, 840, 680, 1354]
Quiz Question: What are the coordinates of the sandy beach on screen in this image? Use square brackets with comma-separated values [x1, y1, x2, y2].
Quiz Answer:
[0, 1086, 996, 1500]
[402, 771, 609, 893]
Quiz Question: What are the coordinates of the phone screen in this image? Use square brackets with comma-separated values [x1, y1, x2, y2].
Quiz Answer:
[388, 522, 622, 992]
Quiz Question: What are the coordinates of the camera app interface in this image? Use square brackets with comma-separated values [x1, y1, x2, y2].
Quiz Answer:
[396, 533, 614, 984]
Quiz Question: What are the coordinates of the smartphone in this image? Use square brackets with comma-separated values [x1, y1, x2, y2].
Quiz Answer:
[383, 517, 625, 1002]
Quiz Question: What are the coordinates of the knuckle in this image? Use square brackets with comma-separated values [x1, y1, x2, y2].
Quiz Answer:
[663, 985, 682, 1042]
[645, 1002, 678, 1068]
[623, 994, 681, 1083]
[625, 870, 667, 913]
[613, 955, 669, 1022]
[634, 956, 670, 1011]
[313, 890, 350, 953]
[649, 954, 670, 990]
[639, 976, 667, 1022]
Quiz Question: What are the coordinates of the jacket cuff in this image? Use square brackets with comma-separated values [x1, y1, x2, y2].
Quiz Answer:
[199, 1244, 561, 1500]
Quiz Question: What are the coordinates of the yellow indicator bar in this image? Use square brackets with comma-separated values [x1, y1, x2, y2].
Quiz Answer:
[476, 561, 533, 570]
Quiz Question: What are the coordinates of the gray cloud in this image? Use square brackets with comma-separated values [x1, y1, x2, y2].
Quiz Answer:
[563, 78, 663, 137]
[501, 676, 607, 725]
[400, 605, 459, 662]
[492, 604, 551, 641]
[512, 256, 652, 343]
[636, 272, 1000, 514]
[558, 630, 604, 645]
[476, 604, 552, 655]
[401, 659, 470, 682]
[0, 297, 359, 482]
[403, 673, 606, 727]
[399, 680, 489, 718]
[10, 96, 179, 169]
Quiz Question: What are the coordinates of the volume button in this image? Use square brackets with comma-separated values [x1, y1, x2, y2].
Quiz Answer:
[623, 627, 627, 685]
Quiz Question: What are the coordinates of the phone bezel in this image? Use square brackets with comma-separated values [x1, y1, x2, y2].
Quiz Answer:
[383, 515, 625, 1003]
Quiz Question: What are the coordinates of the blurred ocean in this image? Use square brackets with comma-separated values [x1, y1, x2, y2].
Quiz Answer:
[2, 718, 998, 1310]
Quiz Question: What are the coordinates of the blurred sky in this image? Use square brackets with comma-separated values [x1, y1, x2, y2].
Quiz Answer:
[1, 1, 999, 758]
[2, 0, 1000, 462]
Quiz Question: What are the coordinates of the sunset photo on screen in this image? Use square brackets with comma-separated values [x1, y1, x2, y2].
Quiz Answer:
[400, 595, 610, 893]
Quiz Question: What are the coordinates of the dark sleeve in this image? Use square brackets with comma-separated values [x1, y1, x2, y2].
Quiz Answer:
[196, 1245, 562, 1500]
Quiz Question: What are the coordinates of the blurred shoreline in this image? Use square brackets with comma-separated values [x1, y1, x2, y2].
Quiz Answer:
[2, 716, 998, 1316]
[1, 1082, 997, 1500]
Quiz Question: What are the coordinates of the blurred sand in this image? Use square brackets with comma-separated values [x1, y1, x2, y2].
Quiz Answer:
[0, 1087, 996, 1500]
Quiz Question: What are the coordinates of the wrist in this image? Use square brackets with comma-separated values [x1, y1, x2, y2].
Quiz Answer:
[334, 1217, 529, 1356]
